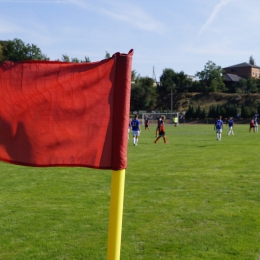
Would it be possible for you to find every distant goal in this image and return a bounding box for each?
[141,112,179,126]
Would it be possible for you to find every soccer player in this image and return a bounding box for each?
[155,116,162,137]
[254,116,258,132]
[173,116,178,127]
[144,115,150,130]
[154,115,167,144]
[128,118,131,139]
[131,115,141,146]
[249,117,255,133]
[214,115,224,140]
[227,117,234,135]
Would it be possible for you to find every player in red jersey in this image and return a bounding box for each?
[155,116,162,137]
[154,115,167,144]
[249,117,255,133]
[144,115,150,130]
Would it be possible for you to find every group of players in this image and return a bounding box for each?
[129,114,259,145]
[128,115,167,145]
[214,115,258,141]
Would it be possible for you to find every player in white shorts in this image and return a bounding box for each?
[214,116,224,140]
[227,117,234,135]
[131,115,141,146]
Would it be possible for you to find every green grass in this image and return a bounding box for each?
[1,124,260,259]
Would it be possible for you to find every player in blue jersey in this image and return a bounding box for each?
[131,114,141,146]
[254,116,258,132]
[214,115,224,140]
[227,117,234,135]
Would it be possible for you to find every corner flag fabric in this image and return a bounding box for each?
[0,50,133,170]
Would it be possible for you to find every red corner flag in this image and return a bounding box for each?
[0,50,133,170]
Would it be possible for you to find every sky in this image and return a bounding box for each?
[1,0,260,80]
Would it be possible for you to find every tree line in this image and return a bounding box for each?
[1,38,260,117]
[0,38,111,63]
[185,103,260,119]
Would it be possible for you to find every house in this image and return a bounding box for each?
[187,75,195,81]
[223,73,243,89]
[223,62,260,79]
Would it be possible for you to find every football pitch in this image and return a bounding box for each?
[0,124,260,259]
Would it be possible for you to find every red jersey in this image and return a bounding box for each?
[159,121,165,132]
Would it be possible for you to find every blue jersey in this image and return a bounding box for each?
[131,119,140,131]
[254,117,258,124]
[215,119,223,129]
[227,119,234,127]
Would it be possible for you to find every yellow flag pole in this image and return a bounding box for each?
[107,169,125,260]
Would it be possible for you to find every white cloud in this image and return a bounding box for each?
[100,5,167,35]
[186,0,234,52]
[67,0,167,34]
[196,0,233,38]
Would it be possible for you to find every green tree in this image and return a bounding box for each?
[61,55,91,63]
[208,105,216,118]
[249,55,255,65]
[105,51,111,59]
[225,104,238,118]
[195,61,225,92]
[158,68,192,110]
[185,104,195,119]
[0,41,5,61]
[131,70,140,83]
[159,68,176,93]
[189,80,204,92]
[61,54,70,62]
[83,56,91,62]
[201,108,207,119]
[71,57,80,63]
[157,68,176,110]
[220,107,227,118]
[174,71,193,93]
[1,38,49,62]
[245,77,258,93]
[257,102,260,115]
[195,106,201,118]
[159,69,192,94]
[194,106,207,119]
[130,77,157,111]
[241,103,250,118]
[236,78,247,92]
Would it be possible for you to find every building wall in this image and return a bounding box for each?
[251,67,260,78]
[224,66,260,79]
